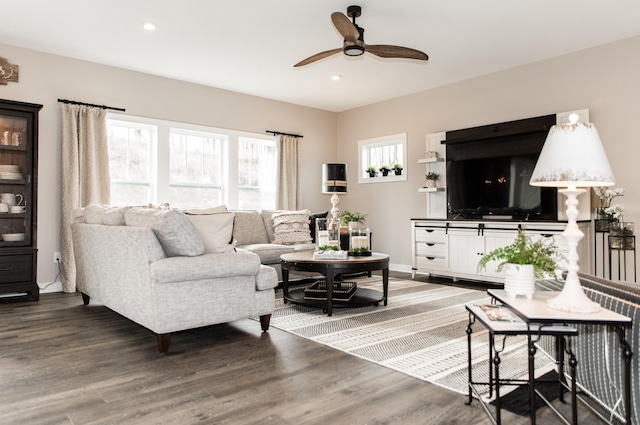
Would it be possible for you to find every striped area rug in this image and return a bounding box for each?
[272,276,553,398]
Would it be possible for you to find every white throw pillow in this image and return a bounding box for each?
[186,212,236,253]
[272,210,312,245]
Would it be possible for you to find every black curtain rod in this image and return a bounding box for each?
[57,98,126,112]
[266,130,303,138]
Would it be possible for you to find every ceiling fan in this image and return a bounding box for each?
[294,5,429,67]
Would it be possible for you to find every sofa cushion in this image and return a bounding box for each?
[260,209,282,243]
[184,207,235,254]
[183,205,228,215]
[84,203,132,226]
[125,207,205,257]
[150,251,261,283]
[232,210,269,245]
[272,210,312,245]
[238,243,295,264]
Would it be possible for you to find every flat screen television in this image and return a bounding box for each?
[445,117,558,221]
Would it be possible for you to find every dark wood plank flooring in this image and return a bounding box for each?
[0,272,603,424]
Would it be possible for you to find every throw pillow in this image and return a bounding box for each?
[272,209,312,245]
[125,207,205,257]
[183,205,228,215]
[185,211,236,253]
[308,211,329,243]
[83,203,132,226]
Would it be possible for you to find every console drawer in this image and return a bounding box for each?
[414,228,447,243]
[416,241,447,257]
[0,254,33,284]
[416,255,448,270]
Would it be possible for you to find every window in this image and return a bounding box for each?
[358,133,407,183]
[106,114,277,210]
[107,120,154,206]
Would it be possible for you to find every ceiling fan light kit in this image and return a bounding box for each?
[294,5,428,67]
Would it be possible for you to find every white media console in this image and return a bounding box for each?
[410,219,591,284]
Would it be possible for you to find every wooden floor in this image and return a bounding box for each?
[0,272,603,425]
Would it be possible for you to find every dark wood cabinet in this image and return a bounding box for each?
[0,99,42,301]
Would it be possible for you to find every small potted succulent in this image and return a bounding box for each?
[366,166,378,178]
[392,163,404,176]
[425,172,440,188]
[341,210,367,230]
[379,164,392,176]
[478,230,560,298]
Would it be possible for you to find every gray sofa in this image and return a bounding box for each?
[538,273,639,423]
[71,205,278,353]
[231,209,326,280]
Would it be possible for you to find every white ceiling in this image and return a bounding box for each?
[2,1,640,112]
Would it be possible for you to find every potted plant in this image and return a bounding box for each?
[392,163,403,176]
[478,230,560,298]
[366,166,378,178]
[341,210,367,230]
[425,172,439,188]
[379,164,391,176]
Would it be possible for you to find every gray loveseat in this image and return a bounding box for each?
[72,205,278,353]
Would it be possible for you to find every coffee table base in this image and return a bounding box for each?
[285,287,384,312]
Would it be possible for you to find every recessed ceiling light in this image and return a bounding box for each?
[142,22,157,31]
[331,74,341,81]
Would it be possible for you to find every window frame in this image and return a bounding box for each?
[358,133,408,184]
[106,113,277,209]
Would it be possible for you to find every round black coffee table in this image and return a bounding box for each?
[280,251,389,316]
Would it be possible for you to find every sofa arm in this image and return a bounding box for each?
[150,251,261,284]
[256,265,278,290]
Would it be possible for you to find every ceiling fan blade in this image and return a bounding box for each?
[294,48,343,67]
[366,44,429,61]
[331,11,359,42]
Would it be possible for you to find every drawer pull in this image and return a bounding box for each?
[426,256,435,260]
[426,243,435,247]
[424,229,435,233]
[0,267,13,272]
[541,233,553,238]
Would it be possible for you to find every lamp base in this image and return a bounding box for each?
[547,288,600,313]
[546,186,600,314]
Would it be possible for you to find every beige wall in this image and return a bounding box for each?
[0,43,337,292]
[337,36,640,273]
[3,35,639,291]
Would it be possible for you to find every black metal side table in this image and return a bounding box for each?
[608,235,637,282]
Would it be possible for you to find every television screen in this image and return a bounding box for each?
[447,154,556,220]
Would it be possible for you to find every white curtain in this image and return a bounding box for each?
[59,104,111,292]
[276,135,299,210]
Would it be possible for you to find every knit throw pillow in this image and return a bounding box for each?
[272,210,312,245]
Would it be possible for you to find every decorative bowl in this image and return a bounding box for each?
[2,233,25,242]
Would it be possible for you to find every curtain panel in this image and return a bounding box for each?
[276,135,299,210]
[59,104,110,292]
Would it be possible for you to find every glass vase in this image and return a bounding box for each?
[595,207,615,232]
[609,222,635,250]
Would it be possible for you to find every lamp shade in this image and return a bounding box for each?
[322,163,347,194]
[530,120,615,187]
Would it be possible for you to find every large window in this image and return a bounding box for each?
[107,115,277,210]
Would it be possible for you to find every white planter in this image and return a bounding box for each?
[425,179,437,188]
[504,263,535,299]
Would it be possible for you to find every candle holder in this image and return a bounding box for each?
[348,227,371,256]
[316,217,340,251]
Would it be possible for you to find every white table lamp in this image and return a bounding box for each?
[530,114,615,313]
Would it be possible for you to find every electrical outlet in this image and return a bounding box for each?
[53,252,61,264]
